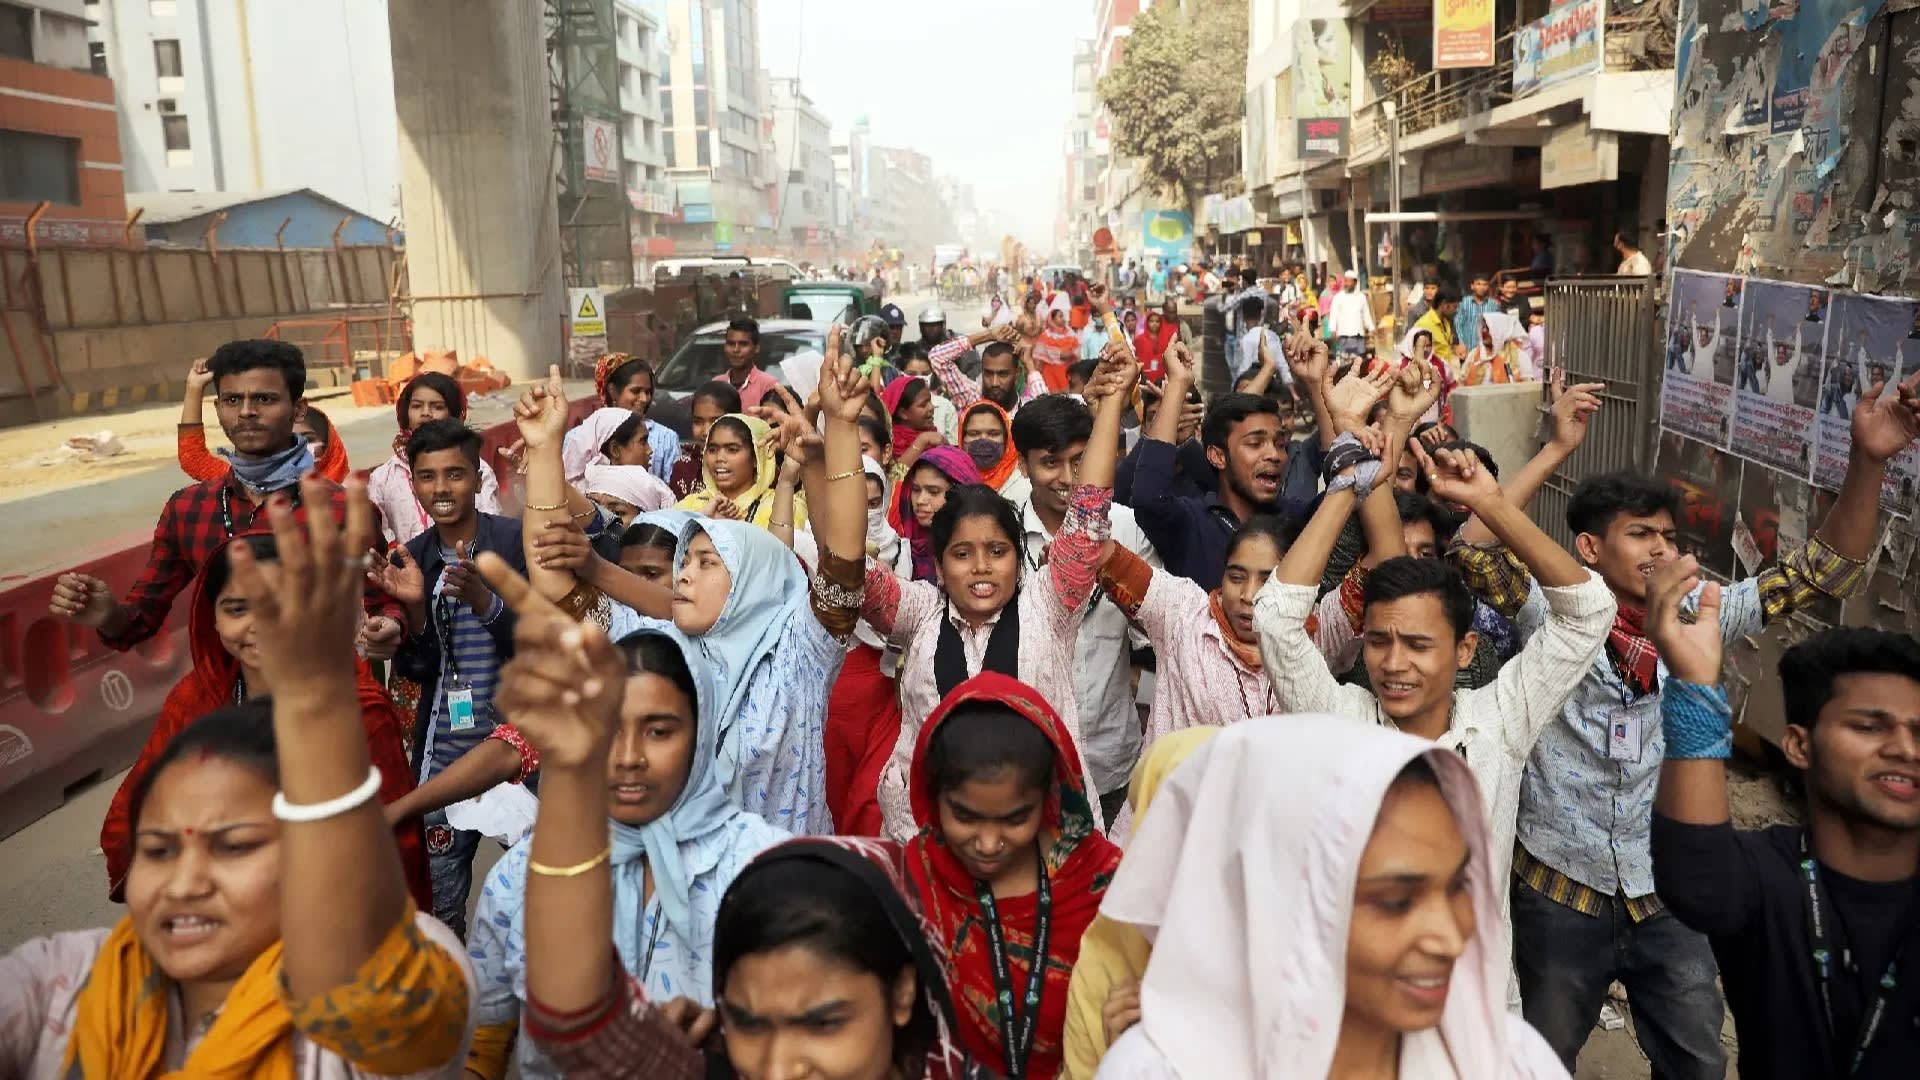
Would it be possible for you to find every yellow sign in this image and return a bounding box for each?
[1433,0,1494,69]
[569,287,607,337]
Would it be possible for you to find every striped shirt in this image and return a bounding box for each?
[420,551,504,780]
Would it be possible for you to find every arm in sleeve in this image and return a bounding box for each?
[1253,574,1356,715]
[175,424,229,483]
[100,498,193,651]
[1749,535,1869,632]
[466,854,526,1031]
[283,909,476,1075]
[1044,485,1114,620]
[928,336,982,410]
[1651,814,1767,937]
[1313,563,1366,671]
[1447,539,1535,619]
[524,962,705,1080]
[1486,572,1618,761]
[861,559,904,639]
[486,723,542,783]
[1126,437,1196,567]
[0,931,107,1074]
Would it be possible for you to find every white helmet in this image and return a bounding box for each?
[918,304,948,324]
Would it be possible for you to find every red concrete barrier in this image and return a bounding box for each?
[0,535,193,840]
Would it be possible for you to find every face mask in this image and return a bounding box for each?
[965,439,1002,471]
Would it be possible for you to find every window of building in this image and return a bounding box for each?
[696,135,710,167]
[0,3,31,62]
[787,169,804,183]
[616,13,631,44]
[0,130,80,205]
[693,89,708,125]
[149,0,176,14]
[88,40,108,75]
[162,113,190,151]
[153,39,183,79]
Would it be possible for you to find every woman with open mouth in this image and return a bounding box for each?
[861,342,1135,842]
[675,412,804,533]
[1093,718,1569,1079]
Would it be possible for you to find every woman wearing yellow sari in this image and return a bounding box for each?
[674,412,809,537]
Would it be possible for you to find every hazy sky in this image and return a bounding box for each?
[758,0,1089,251]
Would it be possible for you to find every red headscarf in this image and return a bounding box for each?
[904,673,1123,1080]
[304,406,351,482]
[881,375,932,459]
[959,400,1017,490]
[593,352,638,405]
[98,534,430,909]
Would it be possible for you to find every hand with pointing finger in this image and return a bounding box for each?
[481,553,625,771]
[513,365,571,450]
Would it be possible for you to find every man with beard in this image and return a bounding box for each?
[1131,341,1289,590]
[927,323,1050,415]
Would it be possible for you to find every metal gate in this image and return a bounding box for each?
[1534,274,1660,550]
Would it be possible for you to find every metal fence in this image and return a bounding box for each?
[1535,274,1660,550]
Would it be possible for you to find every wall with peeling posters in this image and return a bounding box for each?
[1656,0,1919,746]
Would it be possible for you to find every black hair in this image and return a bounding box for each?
[619,520,680,555]
[405,416,482,467]
[604,413,648,456]
[1566,471,1680,539]
[714,855,935,1067]
[857,414,891,454]
[603,356,654,404]
[128,702,279,830]
[924,702,1056,796]
[1361,555,1475,641]
[1201,392,1282,451]
[1616,228,1639,249]
[1067,357,1100,386]
[209,339,305,399]
[726,317,760,344]
[1437,439,1499,480]
[204,533,277,602]
[1390,754,1443,793]
[890,378,930,420]
[1779,628,1920,730]
[929,484,1021,562]
[1010,393,1093,457]
[1225,512,1291,565]
[708,415,755,450]
[895,341,925,364]
[1395,490,1460,548]
[617,631,699,716]
[400,372,465,424]
[1433,287,1461,307]
[981,341,1017,364]
[691,380,743,415]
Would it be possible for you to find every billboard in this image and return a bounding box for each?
[1141,211,1194,259]
[1434,0,1495,68]
[1293,17,1351,158]
[1513,0,1605,97]
[581,115,618,184]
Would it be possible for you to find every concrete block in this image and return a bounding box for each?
[1451,382,1549,481]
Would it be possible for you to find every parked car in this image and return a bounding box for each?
[780,280,881,325]
[647,318,828,438]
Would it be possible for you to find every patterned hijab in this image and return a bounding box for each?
[888,446,983,582]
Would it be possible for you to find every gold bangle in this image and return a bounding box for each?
[768,519,793,529]
[825,469,862,482]
[525,499,568,513]
[527,845,612,877]
[570,507,597,522]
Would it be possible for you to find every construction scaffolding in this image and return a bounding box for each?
[547,0,633,289]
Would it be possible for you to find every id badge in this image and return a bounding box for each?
[1607,711,1640,763]
[447,679,476,732]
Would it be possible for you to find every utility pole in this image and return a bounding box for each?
[1384,98,1403,329]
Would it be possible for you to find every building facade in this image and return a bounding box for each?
[767,75,834,262]
[85,0,399,223]
[1,0,126,247]
[614,0,673,276]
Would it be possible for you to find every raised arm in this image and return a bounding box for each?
[1823,371,1920,560]
[1459,371,1603,546]
[517,367,601,602]
[175,358,226,482]
[1275,362,1400,587]
[813,324,875,575]
[1413,440,1586,588]
[927,328,1006,410]
[1283,329,1339,451]
[1239,333,1280,396]
[1648,556,1731,826]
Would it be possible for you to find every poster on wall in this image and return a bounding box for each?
[1659,269,1741,447]
[1730,278,1824,478]
[1811,292,1920,515]
[1769,0,1882,135]
[1512,0,1604,98]
[1656,431,1744,579]
[1433,0,1495,68]
[1293,17,1351,157]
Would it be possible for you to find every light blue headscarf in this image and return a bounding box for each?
[671,517,810,737]
[606,625,764,952]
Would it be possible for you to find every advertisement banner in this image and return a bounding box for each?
[1141,211,1194,259]
[1434,0,1495,68]
[1293,17,1352,158]
[1513,0,1604,97]
[581,115,618,184]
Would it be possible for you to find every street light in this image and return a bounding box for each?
[1382,98,1403,329]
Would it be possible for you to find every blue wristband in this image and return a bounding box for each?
[1661,679,1733,760]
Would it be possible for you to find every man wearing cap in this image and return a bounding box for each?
[1327,268,1376,356]
[878,303,908,360]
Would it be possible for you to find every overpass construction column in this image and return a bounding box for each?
[388,0,563,381]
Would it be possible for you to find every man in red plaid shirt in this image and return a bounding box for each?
[48,339,405,653]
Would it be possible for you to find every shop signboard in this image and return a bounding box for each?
[1216,195,1260,234]
[682,203,715,224]
[1141,211,1194,258]
[1513,0,1605,98]
[1293,16,1352,158]
[1541,120,1619,188]
[1434,0,1495,68]
[1419,144,1511,193]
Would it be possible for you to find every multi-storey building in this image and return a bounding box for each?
[2,0,126,247]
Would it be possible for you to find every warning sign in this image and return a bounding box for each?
[582,115,617,184]
[569,287,606,337]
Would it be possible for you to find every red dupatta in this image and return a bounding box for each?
[98,534,430,909]
[904,673,1122,1080]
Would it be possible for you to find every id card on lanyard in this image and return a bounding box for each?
[435,594,476,731]
[1800,832,1910,1074]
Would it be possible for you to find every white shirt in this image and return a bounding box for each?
[1617,250,1653,276]
[1326,289,1376,337]
[1233,327,1287,383]
[1021,498,1159,795]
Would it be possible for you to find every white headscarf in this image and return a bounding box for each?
[861,454,901,566]
[583,463,675,514]
[783,347,825,403]
[562,407,643,486]
[1102,718,1567,1079]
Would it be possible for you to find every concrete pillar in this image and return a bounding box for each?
[389,0,563,380]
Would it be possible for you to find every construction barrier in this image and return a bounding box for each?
[0,535,192,840]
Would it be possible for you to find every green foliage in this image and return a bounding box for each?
[1097,1,1249,213]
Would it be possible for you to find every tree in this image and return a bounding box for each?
[1097,2,1248,215]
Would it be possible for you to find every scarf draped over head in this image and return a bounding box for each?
[905,673,1123,1080]
[1466,311,1530,385]
[959,400,1017,490]
[302,407,350,483]
[1101,717,1561,1078]
[730,838,987,1080]
[882,376,931,458]
[607,626,787,951]
[219,438,314,493]
[782,348,825,404]
[862,455,902,564]
[564,406,644,488]
[673,413,787,525]
[593,352,635,405]
[1207,590,1264,673]
[888,445,983,582]
[582,463,674,515]
[670,517,810,747]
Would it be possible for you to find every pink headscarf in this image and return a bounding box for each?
[1100,718,1568,1078]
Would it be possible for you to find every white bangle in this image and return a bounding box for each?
[272,765,384,823]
